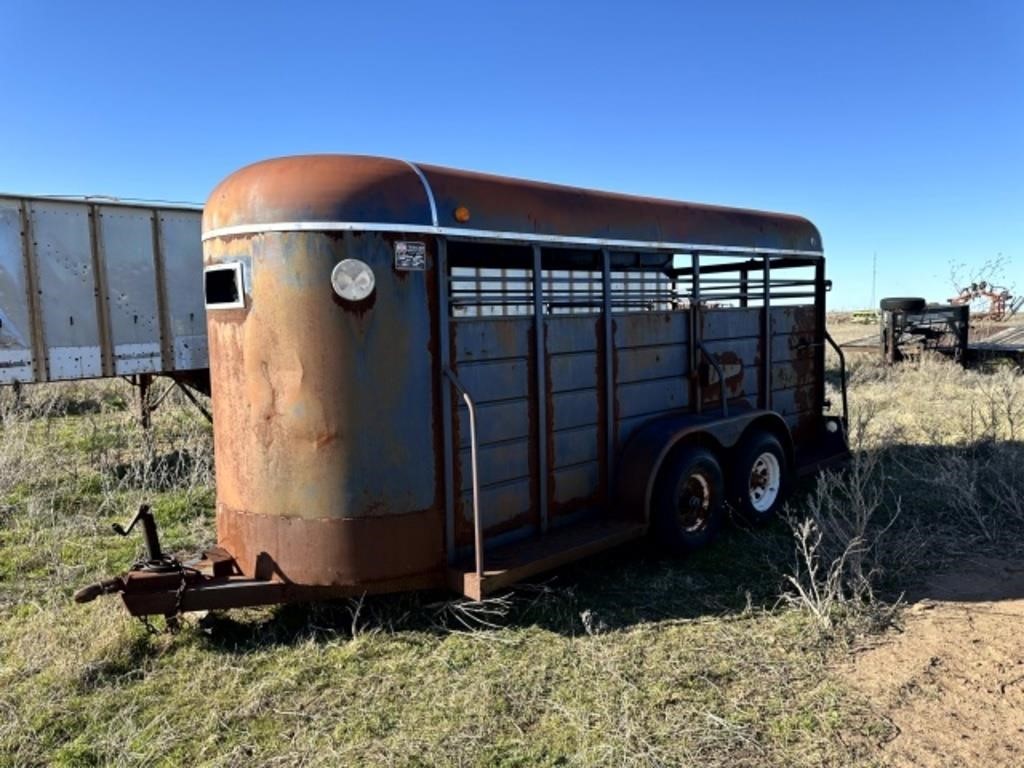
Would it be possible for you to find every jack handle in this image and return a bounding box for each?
[113,504,163,563]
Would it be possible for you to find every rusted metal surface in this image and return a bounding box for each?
[218,505,444,587]
[76,541,441,617]
[77,154,846,614]
[873,304,971,366]
[450,315,537,548]
[418,162,821,253]
[118,572,440,617]
[844,304,1024,367]
[444,249,837,571]
[546,315,605,519]
[204,227,445,589]
[771,305,821,449]
[203,154,821,255]
[449,519,646,601]
[203,156,433,234]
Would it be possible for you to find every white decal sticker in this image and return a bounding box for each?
[394,241,427,271]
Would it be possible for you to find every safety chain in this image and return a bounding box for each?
[127,557,201,634]
[174,567,191,615]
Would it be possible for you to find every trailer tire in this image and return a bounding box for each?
[730,432,788,526]
[651,446,725,556]
[879,297,926,313]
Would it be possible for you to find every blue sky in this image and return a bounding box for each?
[2,1,1021,308]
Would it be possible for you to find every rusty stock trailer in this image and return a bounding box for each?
[75,154,849,617]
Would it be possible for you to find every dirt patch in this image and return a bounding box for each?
[844,557,1024,767]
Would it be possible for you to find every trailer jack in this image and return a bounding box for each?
[73,504,338,620]
[74,504,193,628]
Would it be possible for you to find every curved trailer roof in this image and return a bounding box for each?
[203,154,823,256]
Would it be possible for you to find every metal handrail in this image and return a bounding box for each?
[696,342,728,417]
[444,366,483,580]
[824,331,849,425]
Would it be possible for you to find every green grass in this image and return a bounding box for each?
[1,587,882,767]
[2,345,1024,766]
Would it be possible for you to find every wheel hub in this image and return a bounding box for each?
[748,452,781,513]
[678,473,711,532]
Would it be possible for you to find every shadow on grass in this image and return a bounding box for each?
[111,439,1024,654]
[76,631,172,690]
[870,440,1024,595]
[193,519,800,653]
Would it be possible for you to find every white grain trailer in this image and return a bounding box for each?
[0,196,208,410]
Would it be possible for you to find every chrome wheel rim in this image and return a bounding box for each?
[748,452,781,513]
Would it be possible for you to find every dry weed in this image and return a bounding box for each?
[782,447,902,636]
[789,340,1024,636]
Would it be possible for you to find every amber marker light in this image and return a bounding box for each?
[453,206,471,223]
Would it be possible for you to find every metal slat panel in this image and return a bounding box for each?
[551,388,601,431]
[738,365,760,397]
[771,386,816,416]
[772,360,819,390]
[771,333,816,363]
[617,378,688,420]
[158,211,206,370]
[549,351,599,393]
[460,478,533,531]
[546,315,599,354]
[701,307,761,339]
[451,309,536,543]
[0,197,206,384]
[552,425,600,469]
[98,206,162,374]
[615,343,688,384]
[614,311,688,348]
[552,461,600,506]
[453,317,531,362]
[457,399,530,449]
[702,337,760,363]
[771,304,815,333]
[769,305,817,363]
[455,359,529,403]
[545,311,603,510]
[459,438,532,492]
[0,200,34,382]
[699,365,760,404]
[30,201,103,380]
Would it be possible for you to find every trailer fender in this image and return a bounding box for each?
[615,409,793,522]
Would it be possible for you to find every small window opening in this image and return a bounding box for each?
[204,263,244,309]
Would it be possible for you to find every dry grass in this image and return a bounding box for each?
[2,319,1024,766]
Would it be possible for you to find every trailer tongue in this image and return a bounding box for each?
[74,505,357,619]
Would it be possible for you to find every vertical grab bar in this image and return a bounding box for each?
[697,342,728,418]
[444,367,483,580]
[823,331,848,427]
